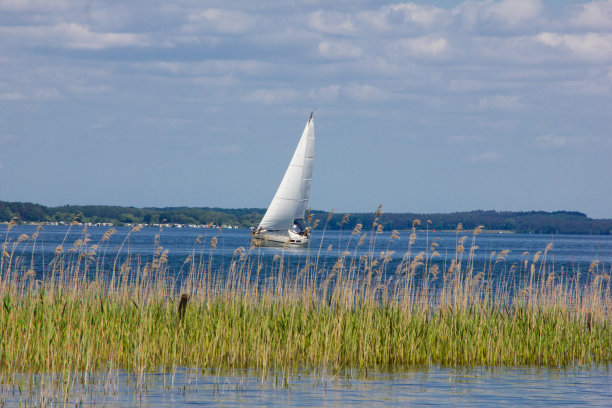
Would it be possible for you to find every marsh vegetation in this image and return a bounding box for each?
[0,211,610,404]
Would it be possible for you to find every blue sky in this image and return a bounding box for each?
[0,0,611,218]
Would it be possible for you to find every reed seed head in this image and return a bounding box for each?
[533,251,542,264]
[375,204,383,217]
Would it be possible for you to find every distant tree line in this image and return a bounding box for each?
[0,201,262,228]
[1,201,611,235]
[316,209,612,235]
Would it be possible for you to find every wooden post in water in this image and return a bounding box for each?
[177,293,190,324]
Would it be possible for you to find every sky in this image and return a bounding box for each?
[0,0,611,218]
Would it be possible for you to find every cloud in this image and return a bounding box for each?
[485,0,542,26]
[0,92,25,100]
[0,0,71,12]
[534,134,571,149]
[468,151,503,163]
[183,9,256,34]
[342,83,388,102]
[89,118,113,131]
[356,4,450,32]
[457,0,542,31]
[393,35,449,57]
[318,40,362,59]
[308,10,355,35]
[569,0,612,30]
[308,85,340,102]
[537,32,612,62]
[0,23,149,50]
[242,88,297,105]
[33,88,61,100]
[385,4,448,27]
[147,60,274,77]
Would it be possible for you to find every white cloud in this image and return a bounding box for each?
[0,92,25,100]
[242,89,297,105]
[569,0,612,30]
[308,85,340,102]
[34,88,61,100]
[357,4,449,32]
[148,60,274,77]
[486,0,542,26]
[342,83,387,102]
[394,35,449,57]
[456,0,542,31]
[308,10,354,35]
[534,134,571,149]
[89,118,113,131]
[318,40,362,59]
[0,0,70,12]
[0,23,149,50]
[387,3,448,26]
[537,32,612,61]
[183,9,256,34]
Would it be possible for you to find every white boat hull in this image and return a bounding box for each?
[251,230,309,248]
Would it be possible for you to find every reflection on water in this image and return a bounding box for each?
[3,367,610,407]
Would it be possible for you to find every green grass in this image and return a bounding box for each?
[0,217,610,392]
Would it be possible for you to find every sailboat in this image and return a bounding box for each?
[251,113,315,247]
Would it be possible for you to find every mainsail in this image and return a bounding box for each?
[258,114,315,232]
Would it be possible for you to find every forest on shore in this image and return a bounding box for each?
[1,201,611,235]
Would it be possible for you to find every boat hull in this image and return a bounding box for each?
[251,232,309,248]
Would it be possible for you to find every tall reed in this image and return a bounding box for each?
[0,215,610,399]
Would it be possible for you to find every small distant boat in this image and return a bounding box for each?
[252,113,315,247]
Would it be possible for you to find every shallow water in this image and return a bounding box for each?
[3,366,610,407]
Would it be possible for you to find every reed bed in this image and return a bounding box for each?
[0,216,610,397]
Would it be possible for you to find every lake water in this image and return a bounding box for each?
[2,224,611,288]
[1,225,611,406]
[3,366,610,407]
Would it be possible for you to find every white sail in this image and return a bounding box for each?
[258,114,314,232]
[295,114,315,221]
